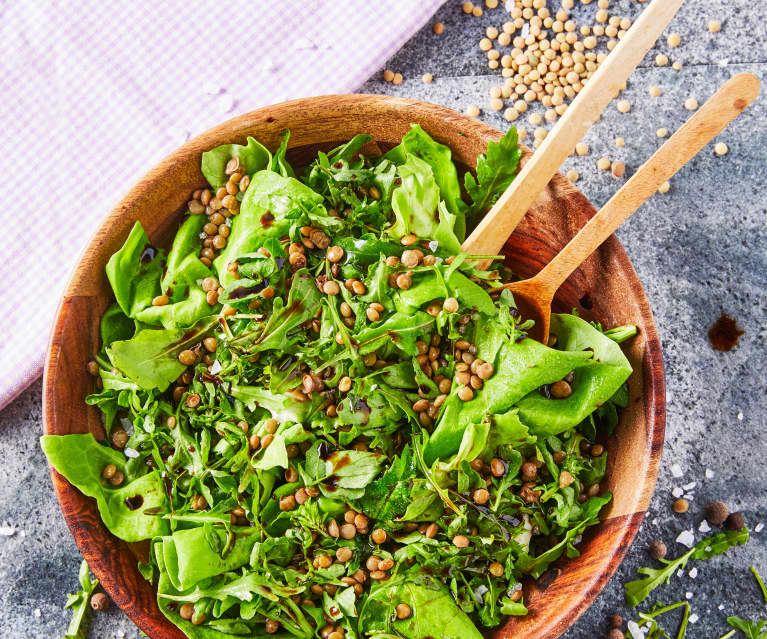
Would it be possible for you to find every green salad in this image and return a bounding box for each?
[42,124,638,639]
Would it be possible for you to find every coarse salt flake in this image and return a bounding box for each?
[0,525,15,536]
[677,570,685,578]
[428,240,439,251]
[718,604,725,610]
[689,567,698,578]
[699,520,711,533]
[672,486,684,498]
[676,529,695,548]
[705,468,715,479]
[210,360,223,375]
[737,411,744,420]
[685,591,693,599]
[683,481,697,491]
[671,463,684,478]
[627,620,645,639]
[124,447,139,459]
[755,523,764,533]
[34,608,41,617]
[689,613,699,623]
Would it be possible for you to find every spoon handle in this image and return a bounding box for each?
[462,0,684,265]
[531,73,760,297]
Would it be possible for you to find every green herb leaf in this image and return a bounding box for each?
[624,527,750,607]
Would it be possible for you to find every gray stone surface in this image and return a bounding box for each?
[1,1,766,637]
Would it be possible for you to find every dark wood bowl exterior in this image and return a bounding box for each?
[42,95,665,639]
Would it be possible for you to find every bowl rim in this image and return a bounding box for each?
[42,93,665,639]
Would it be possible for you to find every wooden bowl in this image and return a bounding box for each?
[43,94,665,639]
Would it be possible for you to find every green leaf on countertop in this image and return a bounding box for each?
[63,559,99,639]
[624,527,750,608]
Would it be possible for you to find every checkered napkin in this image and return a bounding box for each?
[0,0,445,410]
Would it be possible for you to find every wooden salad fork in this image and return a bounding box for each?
[497,73,760,344]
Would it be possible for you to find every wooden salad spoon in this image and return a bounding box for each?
[462,0,685,267]
[498,73,760,344]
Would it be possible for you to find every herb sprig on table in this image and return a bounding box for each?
[42,125,638,638]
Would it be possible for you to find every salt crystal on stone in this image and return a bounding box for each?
[124,447,139,459]
[672,486,684,498]
[755,523,764,533]
[0,525,15,536]
[718,604,725,610]
[676,529,695,548]
[677,570,685,578]
[628,620,645,639]
[737,411,744,420]
[34,608,41,618]
[705,468,715,479]
[689,567,698,579]
[689,613,699,624]
[699,520,711,533]
[684,494,695,501]
[685,591,693,599]
[682,481,697,491]
[671,463,683,478]
[718,59,730,68]
[217,94,235,113]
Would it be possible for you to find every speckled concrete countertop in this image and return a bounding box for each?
[1,1,765,637]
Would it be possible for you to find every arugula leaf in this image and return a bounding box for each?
[464,127,523,223]
[751,566,767,606]
[727,617,767,639]
[359,446,416,521]
[63,560,99,639]
[624,527,750,607]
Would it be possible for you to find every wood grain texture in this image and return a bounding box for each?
[42,94,665,639]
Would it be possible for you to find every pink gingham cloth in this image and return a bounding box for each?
[0,0,445,410]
